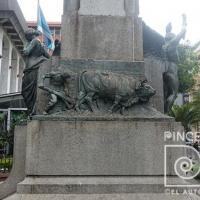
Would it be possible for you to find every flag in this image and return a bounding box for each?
[37,1,55,51]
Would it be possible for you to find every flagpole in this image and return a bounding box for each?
[37,0,39,20]
[37,0,39,29]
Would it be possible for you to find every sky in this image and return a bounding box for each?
[17,0,200,44]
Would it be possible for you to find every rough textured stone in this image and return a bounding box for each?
[59,59,144,76]
[61,2,143,61]
[0,125,27,199]
[63,0,140,17]
[79,0,125,16]
[125,0,139,16]
[61,15,139,61]
[144,55,166,113]
[134,17,143,61]
[3,193,198,200]
[17,176,190,194]
[25,116,182,176]
[64,0,80,13]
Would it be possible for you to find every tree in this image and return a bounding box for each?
[177,44,200,93]
[0,111,27,155]
[169,91,200,132]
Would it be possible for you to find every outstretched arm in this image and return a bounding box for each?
[182,14,187,29]
[167,16,187,48]
[179,14,187,40]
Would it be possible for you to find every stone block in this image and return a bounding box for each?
[3,193,196,200]
[25,115,182,176]
[133,17,143,61]
[64,0,80,13]
[17,176,196,195]
[59,59,144,76]
[79,0,125,16]
[125,0,139,16]
[144,56,166,113]
[16,176,167,194]
[61,15,136,61]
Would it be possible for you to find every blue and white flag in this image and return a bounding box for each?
[37,2,55,51]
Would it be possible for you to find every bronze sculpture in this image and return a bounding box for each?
[21,27,156,116]
[162,14,187,113]
[37,68,156,115]
[39,71,75,114]
[22,28,50,115]
[75,70,156,114]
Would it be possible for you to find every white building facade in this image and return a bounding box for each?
[0,27,25,95]
[0,0,27,109]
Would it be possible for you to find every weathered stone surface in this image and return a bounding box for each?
[17,176,189,194]
[0,125,27,199]
[61,15,140,61]
[134,17,143,61]
[25,116,182,176]
[144,56,166,113]
[3,193,197,200]
[79,0,125,16]
[59,59,144,76]
[61,0,143,61]
[63,0,140,16]
[125,0,139,16]
[63,0,80,13]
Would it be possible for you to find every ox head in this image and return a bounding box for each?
[136,80,156,102]
[42,70,72,85]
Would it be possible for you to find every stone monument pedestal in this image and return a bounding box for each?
[4,111,199,199]
[3,1,199,199]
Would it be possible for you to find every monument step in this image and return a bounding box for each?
[3,193,198,200]
[16,176,183,194]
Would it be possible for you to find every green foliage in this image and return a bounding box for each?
[0,157,13,170]
[10,111,28,131]
[170,104,199,131]
[0,113,5,123]
[169,91,200,131]
[190,161,200,179]
[0,111,27,133]
[0,134,8,147]
[0,111,27,172]
[0,111,28,152]
[178,45,200,93]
